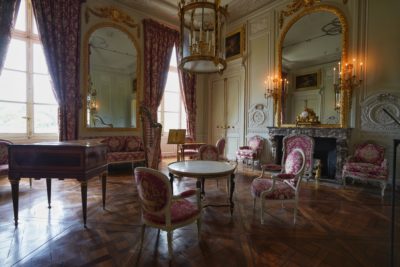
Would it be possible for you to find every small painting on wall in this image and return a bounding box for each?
[225,26,244,61]
[295,72,320,90]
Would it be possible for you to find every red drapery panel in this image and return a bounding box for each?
[174,42,197,139]
[143,19,178,118]
[0,0,21,74]
[31,0,82,141]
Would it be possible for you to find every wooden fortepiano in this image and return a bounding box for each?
[8,140,108,227]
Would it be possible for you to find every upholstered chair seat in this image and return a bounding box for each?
[342,142,388,197]
[251,179,296,200]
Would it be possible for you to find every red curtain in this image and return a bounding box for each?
[143,19,179,118]
[0,0,21,74]
[31,0,82,141]
[176,59,197,139]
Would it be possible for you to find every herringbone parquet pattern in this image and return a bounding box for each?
[0,160,399,266]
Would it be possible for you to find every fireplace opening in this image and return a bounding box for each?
[275,136,337,179]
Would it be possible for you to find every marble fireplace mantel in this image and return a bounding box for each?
[267,127,352,181]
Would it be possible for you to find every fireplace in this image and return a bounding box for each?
[267,127,352,181]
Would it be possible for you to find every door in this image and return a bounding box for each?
[209,70,244,160]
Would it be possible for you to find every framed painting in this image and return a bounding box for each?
[295,71,320,90]
[225,26,245,61]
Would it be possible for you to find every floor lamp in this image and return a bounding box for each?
[167,129,186,161]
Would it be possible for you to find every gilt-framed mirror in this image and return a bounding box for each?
[83,22,141,131]
[276,5,349,128]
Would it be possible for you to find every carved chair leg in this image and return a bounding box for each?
[380,182,386,198]
[197,218,201,240]
[260,198,265,224]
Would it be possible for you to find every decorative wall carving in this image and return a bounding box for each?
[249,17,268,35]
[279,0,348,29]
[361,92,400,132]
[85,6,140,37]
[248,104,268,131]
[267,127,351,181]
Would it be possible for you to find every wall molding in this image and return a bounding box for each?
[361,91,400,133]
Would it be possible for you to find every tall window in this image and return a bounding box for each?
[158,47,187,133]
[0,0,58,139]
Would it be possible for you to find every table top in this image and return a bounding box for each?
[13,140,105,147]
[168,160,236,178]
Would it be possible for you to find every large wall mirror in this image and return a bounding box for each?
[277,6,348,127]
[83,23,140,130]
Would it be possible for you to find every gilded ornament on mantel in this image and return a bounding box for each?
[85,6,140,37]
[295,107,321,126]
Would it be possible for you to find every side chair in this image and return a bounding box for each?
[251,148,306,224]
[134,167,202,258]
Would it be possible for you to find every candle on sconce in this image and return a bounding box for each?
[338,62,341,78]
[352,58,356,76]
[360,62,363,78]
[333,67,336,85]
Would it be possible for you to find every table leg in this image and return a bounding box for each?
[169,173,174,193]
[80,181,88,227]
[10,179,20,226]
[201,177,205,196]
[101,172,107,209]
[196,179,202,199]
[46,178,52,208]
[229,173,235,215]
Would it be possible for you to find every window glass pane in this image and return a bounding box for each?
[164,92,180,112]
[33,74,56,104]
[33,44,48,74]
[163,112,180,133]
[34,104,58,133]
[4,39,26,71]
[32,16,38,35]
[14,0,26,31]
[0,102,26,133]
[0,70,26,101]
[181,102,187,129]
[170,46,177,67]
[165,71,180,93]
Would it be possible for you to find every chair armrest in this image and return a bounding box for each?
[239,146,250,149]
[381,158,388,169]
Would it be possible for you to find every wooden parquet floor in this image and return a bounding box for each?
[0,160,399,267]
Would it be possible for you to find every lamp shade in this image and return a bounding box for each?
[178,0,227,73]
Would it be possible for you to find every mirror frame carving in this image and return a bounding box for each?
[83,22,141,131]
[276,5,349,128]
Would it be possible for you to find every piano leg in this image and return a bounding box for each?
[101,172,107,209]
[46,178,52,208]
[10,179,20,226]
[81,180,88,228]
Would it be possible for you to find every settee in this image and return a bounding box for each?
[85,136,145,166]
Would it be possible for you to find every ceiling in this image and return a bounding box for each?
[114,0,278,24]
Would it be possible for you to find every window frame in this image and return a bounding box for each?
[0,0,59,141]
